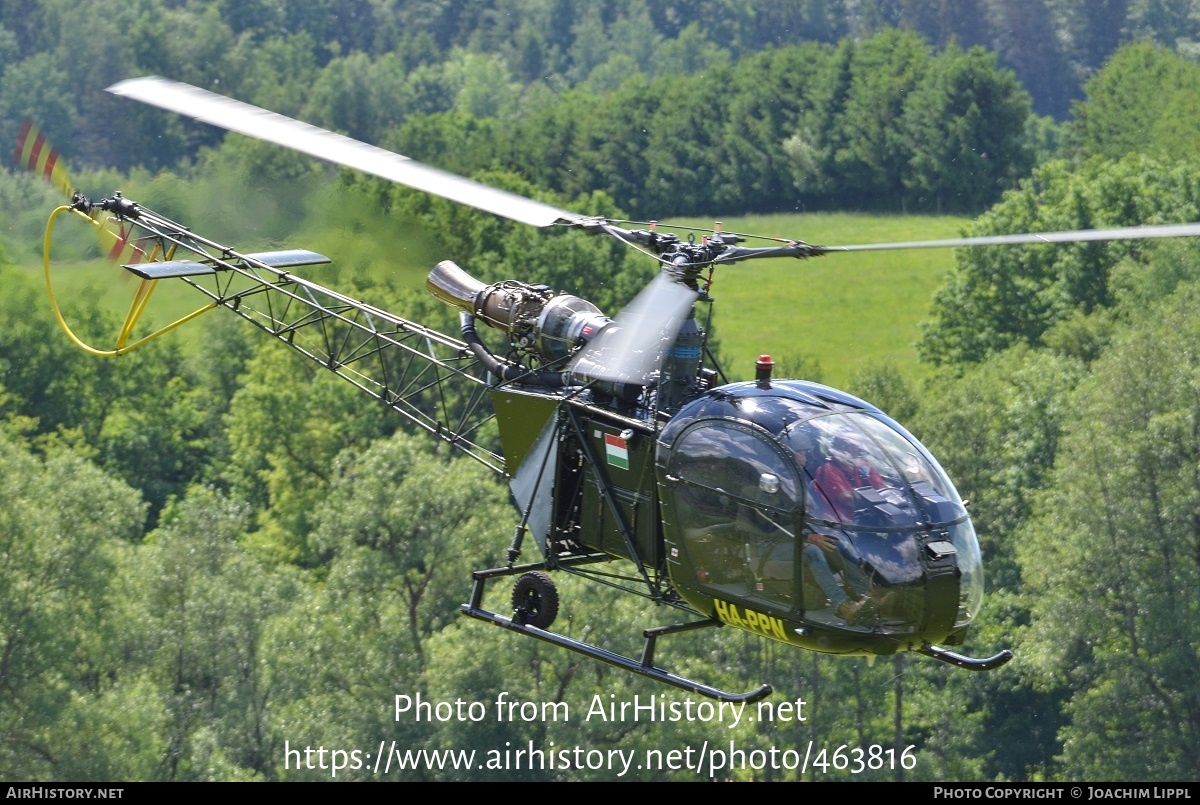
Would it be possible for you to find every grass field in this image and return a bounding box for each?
[17,210,969,389]
[675,213,969,387]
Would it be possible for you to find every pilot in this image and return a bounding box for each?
[813,434,888,522]
[790,431,872,623]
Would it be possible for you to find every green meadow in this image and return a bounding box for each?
[675,213,968,387]
[24,210,967,389]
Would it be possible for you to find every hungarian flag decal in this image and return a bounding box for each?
[604,433,629,470]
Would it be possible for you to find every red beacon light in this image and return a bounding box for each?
[755,354,775,387]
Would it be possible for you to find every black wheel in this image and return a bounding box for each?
[512,571,559,629]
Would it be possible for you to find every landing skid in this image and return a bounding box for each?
[918,644,1014,670]
[461,564,773,704]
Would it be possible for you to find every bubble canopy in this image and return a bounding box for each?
[656,380,983,641]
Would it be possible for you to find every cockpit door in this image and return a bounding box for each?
[662,420,804,611]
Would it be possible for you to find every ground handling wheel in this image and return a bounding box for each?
[512,571,559,629]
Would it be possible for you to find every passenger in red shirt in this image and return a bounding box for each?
[791,432,877,623]
[812,437,886,522]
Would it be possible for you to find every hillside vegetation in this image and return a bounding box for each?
[3,5,1200,782]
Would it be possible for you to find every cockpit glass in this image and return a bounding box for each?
[674,422,799,509]
[782,413,966,528]
[662,403,986,637]
[668,422,802,609]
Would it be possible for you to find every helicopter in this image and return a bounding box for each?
[24,77,1200,703]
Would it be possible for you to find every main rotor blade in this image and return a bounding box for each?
[568,274,697,386]
[107,76,587,229]
[825,222,1200,252]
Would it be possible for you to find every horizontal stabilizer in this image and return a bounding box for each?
[244,249,331,268]
[125,260,216,279]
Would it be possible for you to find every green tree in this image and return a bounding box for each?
[222,339,392,564]
[901,43,1032,212]
[1018,283,1200,779]
[0,267,221,522]
[0,52,75,160]
[302,50,408,143]
[642,72,730,215]
[234,33,316,113]
[833,28,931,206]
[0,0,50,55]
[606,1,661,74]
[282,0,378,58]
[847,360,917,422]
[444,49,521,119]
[565,5,611,85]
[985,0,1075,118]
[310,433,509,661]
[651,22,731,76]
[897,0,991,50]
[721,43,830,213]
[562,75,659,216]
[389,110,505,180]
[110,485,303,780]
[905,349,1084,780]
[789,28,931,209]
[914,347,1084,593]
[1125,0,1200,48]
[219,0,284,39]
[1050,0,1130,79]
[918,155,1200,366]
[1070,41,1200,163]
[0,426,145,779]
[504,86,596,194]
[266,433,509,780]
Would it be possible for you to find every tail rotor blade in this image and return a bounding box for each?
[14,119,149,273]
[14,118,73,198]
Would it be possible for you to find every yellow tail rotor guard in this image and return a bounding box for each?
[43,205,217,357]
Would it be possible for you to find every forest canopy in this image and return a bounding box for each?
[3,0,1200,783]
[6,0,1200,216]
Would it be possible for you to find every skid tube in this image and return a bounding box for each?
[461,561,773,704]
[917,644,1014,671]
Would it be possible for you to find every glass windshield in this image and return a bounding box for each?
[664,410,983,634]
[783,412,966,529]
[780,412,981,628]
